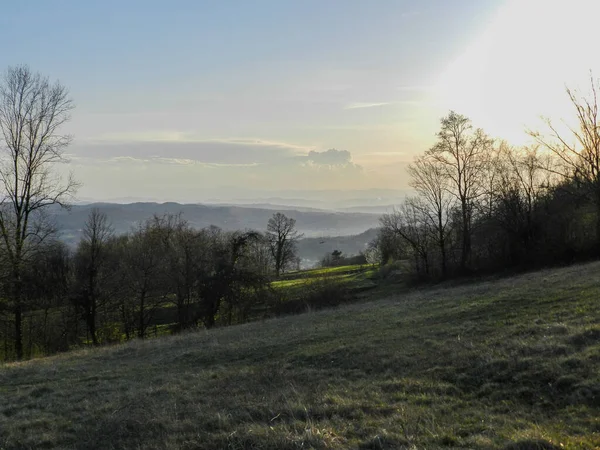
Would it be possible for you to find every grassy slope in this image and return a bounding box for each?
[272,265,377,290]
[2,263,600,449]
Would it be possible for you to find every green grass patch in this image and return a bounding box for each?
[282,264,372,280]
[273,264,378,294]
[2,262,600,448]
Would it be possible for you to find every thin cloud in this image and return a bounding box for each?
[84,134,316,153]
[73,146,362,173]
[106,156,150,164]
[95,156,263,168]
[344,102,393,110]
[211,138,315,152]
[70,139,315,166]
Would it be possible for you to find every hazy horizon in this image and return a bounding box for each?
[73,187,411,207]
[2,0,599,202]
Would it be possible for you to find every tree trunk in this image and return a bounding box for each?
[4,319,8,361]
[14,304,23,360]
[13,273,23,360]
[438,212,447,277]
[440,240,447,277]
[275,246,282,277]
[460,201,471,273]
[596,197,600,255]
[177,299,184,330]
[87,310,98,346]
[138,292,146,339]
[43,308,49,354]
[462,227,470,271]
[27,315,33,358]
[204,299,217,328]
[119,304,128,340]
[176,289,188,330]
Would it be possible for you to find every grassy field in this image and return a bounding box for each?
[2,262,600,449]
[272,265,378,292]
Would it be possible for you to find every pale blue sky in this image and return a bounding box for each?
[1,0,596,202]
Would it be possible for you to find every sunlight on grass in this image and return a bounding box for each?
[2,262,600,449]
[271,264,378,299]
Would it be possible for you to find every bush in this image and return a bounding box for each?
[320,250,367,268]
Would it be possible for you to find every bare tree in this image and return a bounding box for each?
[500,144,555,221]
[487,143,556,263]
[0,66,76,359]
[244,232,273,277]
[380,198,432,276]
[427,111,493,272]
[530,74,600,250]
[266,212,302,277]
[123,215,173,339]
[21,240,71,357]
[408,155,454,276]
[364,243,382,266]
[164,218,204,330]
[72,209,114,346]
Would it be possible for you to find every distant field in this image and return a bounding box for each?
[281,264,375,278]
[2,262,600,449]
[273,264,377,288]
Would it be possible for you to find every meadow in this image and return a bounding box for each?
[271,264,379,293]
[1,262,600,449]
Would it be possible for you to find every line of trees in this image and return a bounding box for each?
[0,208,305,360]
[374,76,600,279]
[0,65,309,361]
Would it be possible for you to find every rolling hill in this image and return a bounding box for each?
[2,262,600,449]
[51,203,381,248]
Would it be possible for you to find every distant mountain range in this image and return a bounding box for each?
[74,188,409,211]
[206,202,400,215]
[51,203,382,253]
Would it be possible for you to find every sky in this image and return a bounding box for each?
[1,0,599,203]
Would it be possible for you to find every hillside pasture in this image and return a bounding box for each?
[1,262,600,448]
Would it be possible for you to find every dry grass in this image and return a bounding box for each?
[2,262,600,449]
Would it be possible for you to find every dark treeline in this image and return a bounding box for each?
[373,77,600,279]
[0,210,305,360]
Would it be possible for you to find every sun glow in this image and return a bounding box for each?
[434,0,600,145]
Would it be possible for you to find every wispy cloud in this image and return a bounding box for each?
[344,102,393,110]
[152,157,262,168]
[96,155,262,168]
[70,143,363,174]
[83,134,316,154]
[70,138,360,171]
[211,138,315,152]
